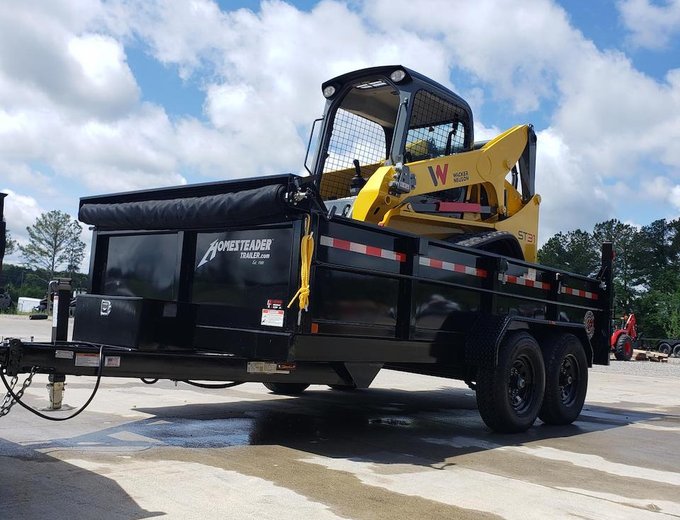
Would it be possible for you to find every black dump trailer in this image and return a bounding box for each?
[0,176,613,432]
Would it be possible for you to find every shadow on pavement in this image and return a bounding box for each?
[15,383,677,469]
[0,438,163,519]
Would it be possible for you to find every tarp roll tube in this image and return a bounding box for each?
[78,184,289,230]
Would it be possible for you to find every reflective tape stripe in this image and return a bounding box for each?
[419,257,487,278]
[498,274,551,291]
[560,286,599,300]
[319,235,406,262]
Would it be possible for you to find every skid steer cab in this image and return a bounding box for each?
[309,66,539,262]
[0,66,613,434]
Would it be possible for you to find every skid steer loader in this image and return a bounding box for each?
[312,66,539,261]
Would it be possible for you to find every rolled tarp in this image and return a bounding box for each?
[79,184,289,230]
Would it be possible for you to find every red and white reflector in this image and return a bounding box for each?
[560,286,599,300]
[498,274,551,291]
[319,235,406,262]
[419,257,487,278]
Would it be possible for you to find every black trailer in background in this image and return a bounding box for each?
[0,176,613,432]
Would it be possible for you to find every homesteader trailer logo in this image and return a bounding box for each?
[197,238,273,267]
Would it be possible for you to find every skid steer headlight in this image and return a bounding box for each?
[323,85,336,98]
[390,69,406,82]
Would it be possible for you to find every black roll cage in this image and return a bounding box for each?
[310,66,475,188]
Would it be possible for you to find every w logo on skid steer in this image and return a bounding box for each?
[427,164,448,186]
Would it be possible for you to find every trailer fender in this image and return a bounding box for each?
[463,314,513,369]
[464,316,594,369]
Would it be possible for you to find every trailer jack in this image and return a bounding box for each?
[47,374,66,410]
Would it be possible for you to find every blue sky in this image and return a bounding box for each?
[1,0,680,267]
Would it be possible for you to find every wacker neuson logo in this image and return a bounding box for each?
[198,238,273,267]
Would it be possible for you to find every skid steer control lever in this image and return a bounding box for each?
[349,159,366,196]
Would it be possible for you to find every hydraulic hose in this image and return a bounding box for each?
[180,380,244,389]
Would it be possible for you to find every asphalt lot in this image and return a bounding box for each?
[0,314,679,519]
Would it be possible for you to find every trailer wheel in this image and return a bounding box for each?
[263,382,310,395]
[475,331,545,433]
[658,342,672,356]
[673,344,680,358]
[614,334,634,361]
[538,334,588,426]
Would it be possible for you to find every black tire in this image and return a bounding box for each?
[476,331,546,433]
[673,344,680,358]
[538,334,588,425]
[263,382,310,395]
[658,342,672,356]
[614,334,634,361]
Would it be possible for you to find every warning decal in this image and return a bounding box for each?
[75,353,99,367]
[261,309,284,327]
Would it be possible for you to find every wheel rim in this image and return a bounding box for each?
[508,354,536,413]
[558,354,579,406]
[624,341,633,358]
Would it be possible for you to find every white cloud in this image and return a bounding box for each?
[363,0,575,113]
[0,3,138,119]
[535,128,611,241]
[618,0,680,50]
[646,176,680,214]
[0,0,679,261]
[1,189,44,264]
[0,162,55,196]
[1,190,43,239]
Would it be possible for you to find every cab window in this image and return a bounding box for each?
[405,90,469,163]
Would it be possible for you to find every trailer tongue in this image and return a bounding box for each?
[0,66,614,433]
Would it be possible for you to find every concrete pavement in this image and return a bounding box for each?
[0,315,678,519]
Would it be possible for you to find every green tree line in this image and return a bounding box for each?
[538,218,680,339]
[1,263,87,302]
[1,209,86,312]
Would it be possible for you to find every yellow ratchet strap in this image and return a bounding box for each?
[288,214,314,315]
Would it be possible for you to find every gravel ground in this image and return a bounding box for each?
[592,355,680,378]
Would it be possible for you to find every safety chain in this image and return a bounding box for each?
[0,367,37,418]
